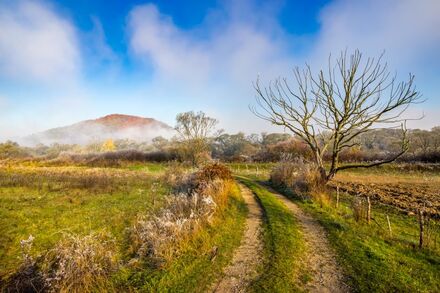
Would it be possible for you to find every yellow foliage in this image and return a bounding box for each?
[101,139,116,152]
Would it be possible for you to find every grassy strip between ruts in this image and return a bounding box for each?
[275,186,440,293]
[238,176,307,292]
[113,182,247,292]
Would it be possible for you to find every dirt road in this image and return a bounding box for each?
[210,184,263,293]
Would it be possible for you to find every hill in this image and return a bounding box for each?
[21,114,174,146]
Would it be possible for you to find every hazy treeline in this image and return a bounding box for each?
[1,127,440,163]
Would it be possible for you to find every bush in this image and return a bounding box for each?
[131,191,217,264]
[3,233,117,292]
[41,232,118,292]
[192,162,232,191]
[131,163,234,266]
[351,196,366,222]
[271,158,328,202]
[161,163,189,192]
[2,235,46,292]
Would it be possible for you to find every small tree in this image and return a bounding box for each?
[175,111,218,166]
[252,50,422,183]
[101,139,116,152]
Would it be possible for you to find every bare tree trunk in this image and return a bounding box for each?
[418,209,425,249]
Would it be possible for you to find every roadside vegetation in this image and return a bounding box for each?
[269,159,440,292]
[0,163,246,292]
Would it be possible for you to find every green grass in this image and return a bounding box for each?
[125,162,168,172]
[227,163,274,179]
[113,183,247,292]
[0,169,167,276]
[238,177,306,292]
[1,164,249,292]
[277,186,440,293]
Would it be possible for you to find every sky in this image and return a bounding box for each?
[0,0,439,141]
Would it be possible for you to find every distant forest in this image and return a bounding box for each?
[1,127,440,163]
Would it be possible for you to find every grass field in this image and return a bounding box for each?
[0,166,168,275]
[0,163,247,291]
[1,161,439,292]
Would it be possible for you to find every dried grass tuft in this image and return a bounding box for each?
[271,157,328,201]
[40,232,118,292]
[131,163,234,265]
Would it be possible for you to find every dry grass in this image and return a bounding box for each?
[131,179,234,265]
[130,163,234,266]
[270,158,329,204]
[41,232,118,292]
[3,232,118,293]
[1,162,238,292]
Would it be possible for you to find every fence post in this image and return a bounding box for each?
[386,215,392,236]
[366,196,371,224]
[418,209,425,249]
[336,186,340,209]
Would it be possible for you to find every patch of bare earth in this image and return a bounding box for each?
[331,174,440,216]
[267,187,350,293]
[210,184,263,293]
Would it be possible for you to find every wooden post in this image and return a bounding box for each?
[418,209,424,249]
[366,196,371,224]
[336,186,340,209]
[386,215,392,236]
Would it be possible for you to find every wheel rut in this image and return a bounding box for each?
[266,185,350,293]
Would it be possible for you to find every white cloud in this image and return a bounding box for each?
[128,3,294,91]
[312,0,440,71]
[0,0,81,84]
[126,2,296,134]
[307,0,440,129]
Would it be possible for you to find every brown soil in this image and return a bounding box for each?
[331,178,440,217]
[266,186,350,293]
[210,184,263,293]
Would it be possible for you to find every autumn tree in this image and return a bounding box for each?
[175,111,218,166]
[252,50,422,183]
[101,139,116,152]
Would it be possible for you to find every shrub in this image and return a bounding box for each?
[351,196,366,222]
[41,232,118,292]
[192,162,232,191]
[131,163,234,265]
[2,233,117,292]
[2,235,46,292]
[161,163,189,192]
[131,191,218,264]
[271,157,328,201]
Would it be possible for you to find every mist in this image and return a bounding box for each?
[17,121,175,147]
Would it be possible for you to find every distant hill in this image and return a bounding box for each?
[21,114,174,146]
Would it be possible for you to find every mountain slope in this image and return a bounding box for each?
[22,114,174,146]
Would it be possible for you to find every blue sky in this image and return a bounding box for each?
[0,0,439,140]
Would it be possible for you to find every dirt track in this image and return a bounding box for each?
[211,181,350,292]
[266,185,350,293]
[210,184,263,292]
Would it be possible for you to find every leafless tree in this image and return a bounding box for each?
[175,111,218,166]
[251,50,423,183]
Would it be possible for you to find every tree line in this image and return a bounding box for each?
[1,126,439,163]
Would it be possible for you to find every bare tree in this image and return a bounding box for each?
[251,50,422,183]
[175,111,218,166]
